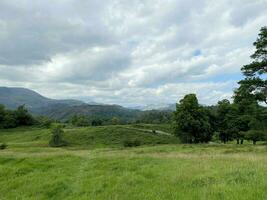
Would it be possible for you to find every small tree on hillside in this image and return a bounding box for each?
[49,125,66,147]
[111,117,120,125]
[174,94,212,143]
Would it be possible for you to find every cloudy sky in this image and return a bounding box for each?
[0,0,266,106]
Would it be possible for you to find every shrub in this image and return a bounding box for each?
[36,116,54,128]
[0,143,7,150]
[49,125,67,147]
[245,130,266,145]
[123,139,141,147]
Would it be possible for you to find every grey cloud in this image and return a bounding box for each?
[0,0,116,65]
[0,0,267,106]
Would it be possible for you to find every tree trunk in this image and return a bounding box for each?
[253,140,256,145]
[236,139,239,144]
[240,139,244,144]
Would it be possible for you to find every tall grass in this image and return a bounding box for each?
[0,126,267,199]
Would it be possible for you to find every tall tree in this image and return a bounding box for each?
[236,26,267,104]
[174,94,212,143]
[14,105,34,126]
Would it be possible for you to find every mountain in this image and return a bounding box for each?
[130,103,176,111]
[0,87,140,121]
[0,87,84,111]
[0,87,174,121]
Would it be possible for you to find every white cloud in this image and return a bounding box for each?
[0,0,266,106]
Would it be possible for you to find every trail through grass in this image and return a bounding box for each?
[0,126,267,200]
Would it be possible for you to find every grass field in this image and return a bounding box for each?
[1,126,267,200]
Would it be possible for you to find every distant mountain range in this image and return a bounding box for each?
[0,87,84,110]
[0,87,174,121]
[133,103,176,111]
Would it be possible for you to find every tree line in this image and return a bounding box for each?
[0,104,55,128]
[174,26,267,144]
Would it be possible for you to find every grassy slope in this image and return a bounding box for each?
[1,126,267,200]
[0,125,179,149]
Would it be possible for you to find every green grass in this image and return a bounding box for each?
[0,126,267,200]
[128,123,173,133]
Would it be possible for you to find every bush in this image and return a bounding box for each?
[0,143,7,150]
[36,116,54,128]
[245,130,266,145]
[123,139,141,147]
[49,125,67,147]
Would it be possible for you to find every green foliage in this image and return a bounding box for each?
[0,104,35,128]
[236,26,267,104]
[174,94,212,143]
[2,110,17,128]
[14,105,34,126]
[0,143,7,150]
[245,130,266,145]
[1,137,267,199]
[35,116,54,128]
[111,117,120,125]
[64,126,179,148]
[91,119,103,126]
[123,139,141,147]
[216,99,237,143]
[136,110,173,124]
[70,115,91,126]
[49,125,67,147]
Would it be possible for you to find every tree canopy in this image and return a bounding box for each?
[174,94,212,143]
[236,26,267,104]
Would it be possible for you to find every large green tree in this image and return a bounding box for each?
[236,26,267,104]
[174,94,212,143]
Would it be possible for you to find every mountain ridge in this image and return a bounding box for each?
[0,86,174,121]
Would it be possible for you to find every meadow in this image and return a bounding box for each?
[0,126,267,200]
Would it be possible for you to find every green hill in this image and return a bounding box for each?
[0,125,179,149]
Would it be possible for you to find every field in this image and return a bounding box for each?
[1,125,267,200]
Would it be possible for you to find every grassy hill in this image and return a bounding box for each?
[0,125,178,149]
[39,104,140,121]
[1,126,267,199]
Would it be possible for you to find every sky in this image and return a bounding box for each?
[0,0,267,107]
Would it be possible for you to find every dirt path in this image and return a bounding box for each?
[123,126,172,136]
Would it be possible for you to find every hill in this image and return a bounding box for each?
[0,87,174,122]
[0,87,141,121]
[0,125,178,148]
[1,126,267,199]
[0,87,84,111]
[37,104,140,121]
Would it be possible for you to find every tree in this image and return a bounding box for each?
[174,94,212,143]
[70,115,91,126]
[91,119,103,126]
[245,130,266,145]
[35,116,54,128]
[216,100,235,143]
[245,116,266,145]
[49,125,66,147]
[111,117,120,125]
[14,105,34,126]
[0,104,5,128]
[236,26,267,104]
[2,110,17,128]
